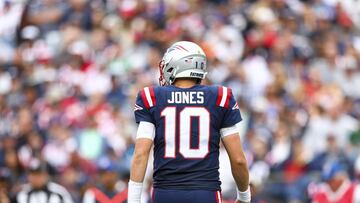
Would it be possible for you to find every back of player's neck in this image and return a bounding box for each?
[173,79,197,88]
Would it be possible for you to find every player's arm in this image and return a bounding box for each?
[216,86,251,202]
[221,130,250,203]
[128,121,155,203]
[129,87,157,202]
[130,138,153,182]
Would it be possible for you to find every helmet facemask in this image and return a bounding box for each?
[159,59,177,86]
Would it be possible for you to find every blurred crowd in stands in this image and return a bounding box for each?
[1,0,360,202]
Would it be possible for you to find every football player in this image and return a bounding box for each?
[128,41,250,203]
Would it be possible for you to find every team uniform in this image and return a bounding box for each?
[309,162,360,203]
[128,41,250,203]
[83,187,128,203]
[134,85,241,203]
[311,181,360,203]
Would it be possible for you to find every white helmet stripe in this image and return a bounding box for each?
[220,86,228,107]
[144,87,154,107]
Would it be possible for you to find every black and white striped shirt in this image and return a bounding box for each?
[16,182,73,203]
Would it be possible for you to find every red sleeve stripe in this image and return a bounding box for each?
[216,86,223,106]
[224,87,231,108]
[217,86,231,108]
[142,87,156,108]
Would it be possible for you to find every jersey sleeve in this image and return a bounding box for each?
[136,121,155,140]
[216,86,242,128]
[134,87,156,124]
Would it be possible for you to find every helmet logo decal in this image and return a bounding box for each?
[184,58,193,64]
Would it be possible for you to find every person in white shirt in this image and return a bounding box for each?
[16,160,73,203]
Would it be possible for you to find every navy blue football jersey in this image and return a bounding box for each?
[134,84,242,191]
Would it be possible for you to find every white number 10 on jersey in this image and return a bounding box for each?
[161,107,210,159]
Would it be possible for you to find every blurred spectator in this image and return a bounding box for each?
[26,0,66,34]
[0,136,24,198]
[0,168,12,203]
[82,158,128,203]
[0,0,24,64]
[309,161,360,203]
[16,160,73,203]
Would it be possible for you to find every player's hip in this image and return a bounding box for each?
[153,179,221,191]
[152,188,222,203]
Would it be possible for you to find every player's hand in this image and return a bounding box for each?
[236,201,250,203]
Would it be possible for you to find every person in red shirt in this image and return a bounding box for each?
[82,159,128,203]
[310,161,360,203]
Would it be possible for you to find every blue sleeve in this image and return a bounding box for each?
[134,91,155,124]
[221,91,242,128]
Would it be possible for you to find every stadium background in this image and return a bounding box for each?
[1,0,360,202]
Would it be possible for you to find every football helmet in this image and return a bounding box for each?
[159,41,207,86]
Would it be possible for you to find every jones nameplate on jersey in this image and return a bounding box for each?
[168,91,204,104]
